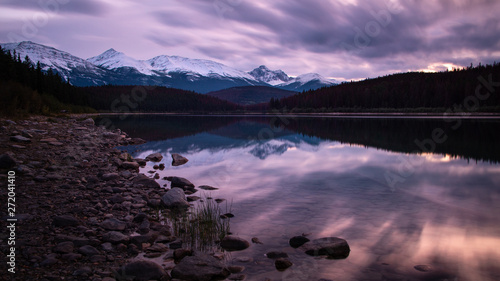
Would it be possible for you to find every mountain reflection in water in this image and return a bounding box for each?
[103,115,500,281]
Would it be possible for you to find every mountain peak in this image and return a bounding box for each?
[249,65,291,86]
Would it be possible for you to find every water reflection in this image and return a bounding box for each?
[107,115,500,280]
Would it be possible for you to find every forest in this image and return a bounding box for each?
[271,63,500,112]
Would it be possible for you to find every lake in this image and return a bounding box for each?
[103,114,500,281]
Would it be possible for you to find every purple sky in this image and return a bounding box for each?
[1,0,499,81]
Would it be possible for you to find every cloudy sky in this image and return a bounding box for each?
[1,0,499,81]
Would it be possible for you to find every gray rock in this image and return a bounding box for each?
[82,118,95,126]
[100,218,127,231]
[53,241,74,254]
[73,266,92,276]
[145,152,163,162]
[299,237,350,258]
[121,161,139,170]
[130,233,158,246]
[147,243,169,253]
[132,174,160,189]
[220,236,250,251]
[78,245,100,256]
[53,215,80,227]
[171,153,188,166]
[103,231,130,244]
[89,255,106,262]
[101,242,114,252]
[171,253,230,281]
[102,173,120,181]
[275,258,293,271]
[289,236,310,248]
[0,153,17,169]
[61,253,82,261]
[161,188,190,209]
[120,260,169,281]
[10,135,31,143]
[21,130,33,138]
[166,176,195,188]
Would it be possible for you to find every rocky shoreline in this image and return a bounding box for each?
[0,115,351,281]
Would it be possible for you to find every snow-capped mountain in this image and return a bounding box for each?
[89,48,256,81]
[0,41,117,85]
[0,41,336,94]
[248,65,336,92]
[248,65,292,86]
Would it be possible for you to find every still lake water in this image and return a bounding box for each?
[105,115,500,281]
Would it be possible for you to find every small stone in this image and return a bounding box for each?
[73,266,92,276]
[275,258,293,271]
[89,255,106,262]
[198,185,218,190]
[53,215,80,227]
[10,135,31,143]
[102,173,120,181]
[82,118,95,126]
[100,218,127,231]
[78,245,100,256]
[121,161,139,170]
[61,253,82,261]
[266,251,288,259]
[103,231,129,244]
[147,243,169,253]
[53,241,74,254]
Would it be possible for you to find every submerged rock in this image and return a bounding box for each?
[289,236,310,248]
[171,253,230,281]
[171,153,188,166]
[220,236,250,251]
[299,237,350,259]
[275,258,293,271]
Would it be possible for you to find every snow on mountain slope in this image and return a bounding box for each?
[87,48,156,75]
[280,73,336,86]
[89,49,257,81]
[1,41,104,80]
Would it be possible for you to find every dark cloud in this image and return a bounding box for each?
[1,0,110,16]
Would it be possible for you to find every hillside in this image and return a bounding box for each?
[206,86,298,105]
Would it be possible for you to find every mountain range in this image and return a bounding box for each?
[1,41,336,94]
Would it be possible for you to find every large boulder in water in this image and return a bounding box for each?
[171,153,188,166]
[299,237,350,259]
[145,152,163,162]
[161,188,190,209]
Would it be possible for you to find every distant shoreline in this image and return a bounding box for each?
[73,112,500,119]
